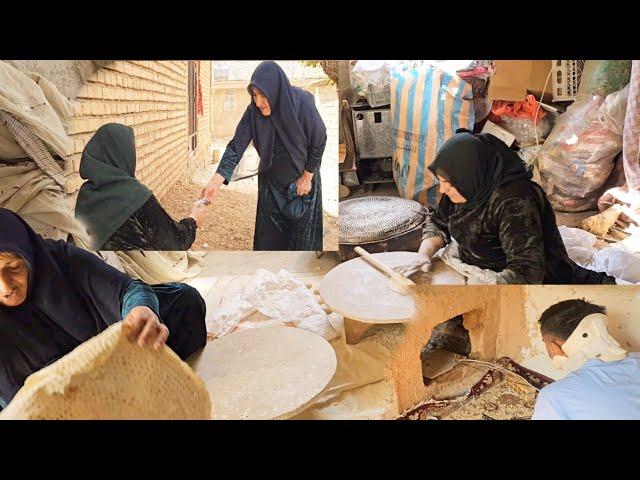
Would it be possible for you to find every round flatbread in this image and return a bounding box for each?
[190,326,337,420]
[319,252,420,323]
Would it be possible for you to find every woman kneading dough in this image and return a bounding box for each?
[404,130,616,285]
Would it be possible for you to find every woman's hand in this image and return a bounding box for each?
[123,306,169,351]
[189,201,207,228]
[394,254,432,277]
[418,237,445,258]
[394,237,446,277]
[201,173,226,203]
[296,171,314,196]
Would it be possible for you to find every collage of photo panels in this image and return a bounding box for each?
[0,59,639,420]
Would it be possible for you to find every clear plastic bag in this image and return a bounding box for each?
[517,145,543,168]
[598,84,629,135]
[491,95,553,146]
[350,61,398,97]
[500,115,552,147]
[537,92,624,212]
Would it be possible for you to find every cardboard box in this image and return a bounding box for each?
[488,60,553,102]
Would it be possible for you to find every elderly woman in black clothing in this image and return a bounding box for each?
[201,61,327,251]
[406,130,615,285]
[75,123,206,251]
[0,208,207,409]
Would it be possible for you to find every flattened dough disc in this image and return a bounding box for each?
[319,252,422,324]
[189,326,337,420]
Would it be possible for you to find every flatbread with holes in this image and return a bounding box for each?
[0,322,211,420]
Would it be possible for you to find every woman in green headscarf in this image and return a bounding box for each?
[75,123,206,251]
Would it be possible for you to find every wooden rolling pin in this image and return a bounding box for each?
[354,246,415,295]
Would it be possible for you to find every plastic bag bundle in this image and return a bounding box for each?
[350,61,399,97]
[538,88,627,212]
[491,95,553,146]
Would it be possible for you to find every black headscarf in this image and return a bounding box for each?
[75,123,153,250]
[0,208,131,404]
[428,130,532,210]
[230,61,327,175]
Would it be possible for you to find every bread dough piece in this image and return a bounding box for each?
[319,252,419,324]
[189,326,337,419]
[580,205,623,237]
[0,322,211,420]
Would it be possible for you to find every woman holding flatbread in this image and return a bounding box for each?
[201,61,327,251]
[404,130,616,285]
[75,123,207,251]
[0,208,207,409]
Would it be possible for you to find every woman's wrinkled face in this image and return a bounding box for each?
[0,254,29,307]
[437,175,467,204]
[251,87,271,117]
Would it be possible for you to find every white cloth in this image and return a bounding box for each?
[0,161,87,243]
[551,313,628,373]
[439,241,500,284]
[206,268,340,341]
[559,225,640,285]
[0,61,71,161]
[114,250,204,284]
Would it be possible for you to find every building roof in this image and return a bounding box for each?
[213,61,326,82]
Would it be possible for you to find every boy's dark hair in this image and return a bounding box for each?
[539,298,606,340]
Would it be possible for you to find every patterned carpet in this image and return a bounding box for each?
[398,357,555,420]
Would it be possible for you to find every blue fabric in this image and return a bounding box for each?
[390,65,474,205]
[280,181,313,221]
[215,61,326,180]
[254,172,323,251]
[120,280,160,320]
[532,352,640,420]
[217,140,241,185]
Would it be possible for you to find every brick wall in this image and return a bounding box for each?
[66,60,212,201]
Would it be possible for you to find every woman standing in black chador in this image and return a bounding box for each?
[412,130,616,285]
[202,61,327,251]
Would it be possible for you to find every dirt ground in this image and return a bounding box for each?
[163,177,338,251]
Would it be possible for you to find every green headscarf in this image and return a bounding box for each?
[75,123,152,249]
